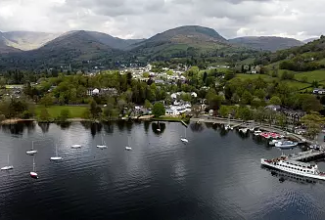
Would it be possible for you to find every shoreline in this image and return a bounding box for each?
[0,116,189,125]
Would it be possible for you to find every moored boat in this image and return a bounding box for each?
[261,157,325,180]
[275,141,298,149]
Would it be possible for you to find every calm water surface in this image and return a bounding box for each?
[1,121,325,220]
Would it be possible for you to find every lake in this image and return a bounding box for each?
[1,121,325,220]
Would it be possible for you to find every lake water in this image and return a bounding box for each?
[1,121,325,220]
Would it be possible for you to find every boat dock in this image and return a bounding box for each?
[288,150,325,162]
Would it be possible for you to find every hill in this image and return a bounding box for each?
[303,37,319,43]
[2,31,60,51]
[129,25,232,59]
[87,31,144,50]
[0,32,21,54]
[0,30,123,69]
[229,36,304,52]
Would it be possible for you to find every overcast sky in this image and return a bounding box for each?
[0,0,323,40]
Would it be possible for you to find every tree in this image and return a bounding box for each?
[219,105,229,118]
[300,95,323,113]
[231,93,240,104]
[144,99,153,109]
[241,91,253,105]
[251,98,262,108]
[58,109,70,121]
[254,89,266,100]
[276,113,287,129]
[39,108,51,122]
[269,96,282,106]
[152,102,165,118]
[89,99,102,119]
[301,112,325,140]
[40,94,54,107]
[237,107,252,121]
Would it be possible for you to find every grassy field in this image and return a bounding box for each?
[35,105,87,119]
[235,74,273,81]
[294,70,325,82]
[234,73,311,89]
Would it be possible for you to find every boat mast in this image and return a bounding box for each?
[32,156,35,172]
[56,144,58,157]
[185,127,187,138]
[7,154,10,165]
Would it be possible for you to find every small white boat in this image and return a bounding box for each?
[1,154,14,171]
[30,157,38,179]
[180,127,189,143]
[269,139,283,146]
[50,144,62,161]
[254,130,262,136]
[125,146,132,151]
[275,141,298,149]
[239,128,248,134]
[97,134,107,149]
[26,141,37,155]
[225,125,233,130]
[71,144,82,149]
[157,129,161,132]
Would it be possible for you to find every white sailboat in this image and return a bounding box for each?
[97,134,107,149]
[50,144,63,161]
[1,154,14,171]
[30,156,38,179]
[125,135,132,151]
[224,114,233,130]
[181,127,189,143]
[71,144,82,149]
[26,141,37,155]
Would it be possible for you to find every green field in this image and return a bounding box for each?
[234,73,311,89]
[35,105,87,119]
[294,70,325,83]
[235,74,273,81]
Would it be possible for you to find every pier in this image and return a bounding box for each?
[288,150,325,162]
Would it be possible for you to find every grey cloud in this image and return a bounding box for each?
[0,0,323,40]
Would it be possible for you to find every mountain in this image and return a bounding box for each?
[0,30,124,69]
[0,32,21,53]
[303,37,319,43]
[2,31,60,51]
[86,31,144,50]
[129,25,231,59]
[229,36,304,52]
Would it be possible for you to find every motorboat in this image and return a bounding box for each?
[157,129,161,132]
[1,154,14,171]
[125,147,132,151]
[254,130,262,136]
[50,144,63,161]
[275,141,298,149]
[26,141,37,155]
[71,144,82,149]
[261,157,325,180]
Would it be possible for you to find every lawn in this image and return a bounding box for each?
[35,105,87,119]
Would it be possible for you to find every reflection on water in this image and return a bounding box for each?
[189,123,204,133]
[38,122,50,133]
[1,121,36,135]
[151,122,166,135]
[262,167,320,185]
